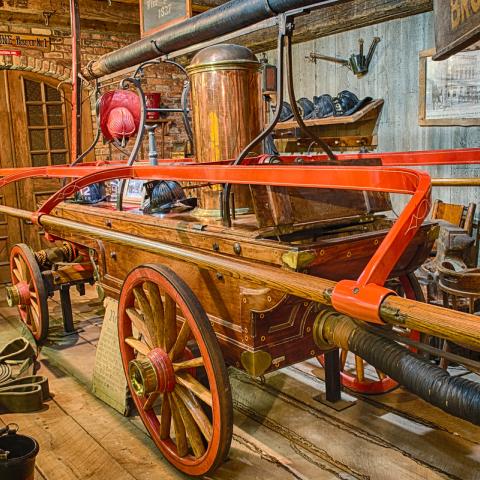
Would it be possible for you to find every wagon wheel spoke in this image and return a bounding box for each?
[12,268,22,282]
[29,307,39,332]
[143,391,160,411]
[354,355,365,382]
[125,336,150,355]
[30,298,40,316]
[171,390,206,458]
[160,393,172,440]
[133,286,158,347]
[163,295,178,352]
[169,321,191,361]
[173,357,205,371]
[176,372,213,407]
[25,307,33,326]
[14,256,27,281]
[175,384,213,441]
[143,281,164,347]
[126,307,153,349]
[170,395,189,457]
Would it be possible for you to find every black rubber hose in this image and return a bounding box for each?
[348,327,480,425]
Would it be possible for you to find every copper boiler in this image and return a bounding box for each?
[187,44,263,216]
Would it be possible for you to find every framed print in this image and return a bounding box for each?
[123,179,145,205]
[419,48,480,126]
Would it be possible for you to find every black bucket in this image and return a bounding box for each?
[0,427,39,480]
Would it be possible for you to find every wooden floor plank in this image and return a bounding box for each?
[305,357,480,445]
[1,396,137,480]
[230,368,480,480]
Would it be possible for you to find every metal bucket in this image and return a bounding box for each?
[0,425,39,480]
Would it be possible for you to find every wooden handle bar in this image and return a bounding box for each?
[1,204,479,350]
[432,178,480,186]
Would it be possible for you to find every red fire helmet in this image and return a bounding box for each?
[99,90,141,142]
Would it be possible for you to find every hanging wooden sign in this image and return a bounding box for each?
[0,33,50,52]
[433,0,480,60]
[140,0,192,37]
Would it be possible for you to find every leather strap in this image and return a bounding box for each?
[0,338,49,413]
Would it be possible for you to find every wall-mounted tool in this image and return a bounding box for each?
[306,37,381,77]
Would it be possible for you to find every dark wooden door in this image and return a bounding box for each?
[0,71,93,282]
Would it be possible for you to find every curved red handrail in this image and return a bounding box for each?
[0,161,431,324]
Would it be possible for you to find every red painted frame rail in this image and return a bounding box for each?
[0,160,431,324]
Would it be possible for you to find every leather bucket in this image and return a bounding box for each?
[0,429,39,480]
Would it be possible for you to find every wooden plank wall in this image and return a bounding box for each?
[262,11,480,208]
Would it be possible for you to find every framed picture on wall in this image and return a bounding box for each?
[419,48,480,126]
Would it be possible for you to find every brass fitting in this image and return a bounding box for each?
[313,308,358,350]
[128,357,158,398]
[5,285,21,307]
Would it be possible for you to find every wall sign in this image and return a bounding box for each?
[433,0,480,60]
[140,0,191,37]
[0,33,50,52]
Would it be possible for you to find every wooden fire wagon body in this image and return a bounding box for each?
[51,200,435,375]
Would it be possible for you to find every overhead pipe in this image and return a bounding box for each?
[82,0,349,80]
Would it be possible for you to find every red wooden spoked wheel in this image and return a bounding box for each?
[318,273,423,395]
[118,264,233,477]
[7,243,49,342]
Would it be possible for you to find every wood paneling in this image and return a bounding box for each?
[231,0,433,54]
[0,71,94,280]
[0,0,139,33]
[262,11,480,211]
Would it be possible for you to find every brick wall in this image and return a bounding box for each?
[93,62,190,163]
[0,23,189,162]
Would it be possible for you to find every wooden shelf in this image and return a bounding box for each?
[273,99,384,131]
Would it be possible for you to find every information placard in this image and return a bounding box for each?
[140,0,191,37]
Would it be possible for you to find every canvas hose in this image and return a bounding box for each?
[0,338,49,413]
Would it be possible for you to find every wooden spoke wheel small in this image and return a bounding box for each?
[118,264,233,477]
[7,243,49,342]
[318,273,423,395]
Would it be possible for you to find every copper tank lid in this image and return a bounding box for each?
[187,44,261,73]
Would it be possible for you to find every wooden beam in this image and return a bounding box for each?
[233,0,433,53]
[0,0,139,32]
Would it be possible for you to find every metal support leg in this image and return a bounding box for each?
[324,348,341,403]
[60,285,75,334]
[314,348,356,411]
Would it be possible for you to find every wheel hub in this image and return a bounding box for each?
[128,348,175,397]
[6,282,31,307]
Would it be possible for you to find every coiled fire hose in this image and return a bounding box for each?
[314,310,480,425]
[0,338,49,413]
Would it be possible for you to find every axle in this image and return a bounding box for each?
[0,204,478,351]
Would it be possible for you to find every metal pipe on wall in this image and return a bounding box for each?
[82,0,349,80]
